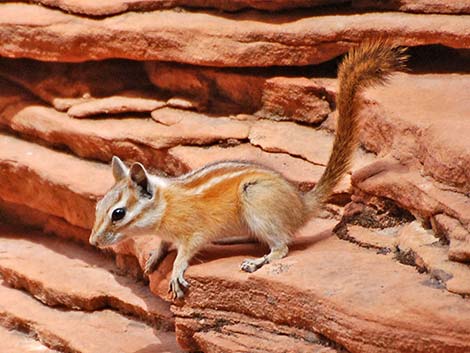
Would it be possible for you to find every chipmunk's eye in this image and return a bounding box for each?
[111,207,126,222]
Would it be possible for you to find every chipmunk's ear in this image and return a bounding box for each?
[112,156,128,181]
[129,162,153,198]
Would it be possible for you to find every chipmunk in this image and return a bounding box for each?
[90,40,407,299]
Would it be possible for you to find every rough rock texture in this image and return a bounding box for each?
[341,224,397,250]
[432,214,470,262]
[0,226,173,329]
[343,72,470,265]
[67,94,166,118]
[2,57,335,117]
[360,73,470,191]
[0,79,355,193]
[157,234,470,353]
[1,3,470,65]
[0,134,111,229]
[0,279,182,353]
[145,62,266,113]
[396,221,470,295]
[146,64,335,118]
[0,131,347,216]
[192,321,337,353]
[0,325,59,353]
[250,119,333,165]
[0,58,149,111]
[255,77,333,124]
[0,83,251,173]
[353,159,470,247]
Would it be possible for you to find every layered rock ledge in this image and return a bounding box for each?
[1,3,469,65]
[0,278,181,353]
[16,0,470,16]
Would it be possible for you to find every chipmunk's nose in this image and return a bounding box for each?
[89,231,99,246]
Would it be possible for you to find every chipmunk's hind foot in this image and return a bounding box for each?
[240,256,267,273]
[240,244,288,273]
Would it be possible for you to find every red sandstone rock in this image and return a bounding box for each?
[345,224,398,250]
[194,323,336,353]
[352,158,470,233]
[0,325,58,353]
[0,226,173,329]
[152,233,470,353]
[1,3,469,66]
[173,302,336,352]
[361,73,470,192]
[146,62,265,113]
[173,302,339,353]
[432,214,470,263]
[146,64,336,118]
[0,58,148,111]
[147,63,336,119]
[0,280,182,353]
[0,84,351,194]
[150,107,251,143]
[0,134,111,229]
[19,0,470,15]
[67,94,166,118]
[397,221,470,295]
[0,82,251,172]
[353,0,470,14]
[248,119,373,180]
[256,77,332,124]
[166,97,200,111]
[0,117,348,235]
[3,128,470,352]
[249,119,334,166]
[0,198,90,244]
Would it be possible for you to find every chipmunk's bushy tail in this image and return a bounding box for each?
[305,40,407,213]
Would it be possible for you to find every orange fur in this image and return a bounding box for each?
[90,40,407,299]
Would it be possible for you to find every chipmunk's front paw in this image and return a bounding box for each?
[168,274,189,299]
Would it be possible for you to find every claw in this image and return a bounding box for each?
[144,263,153,276]
[144,251,157,275]
[178,276,190,288]
[168,274,189,299]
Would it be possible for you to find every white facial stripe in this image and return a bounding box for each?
[185,170,249,195]
[112,198,146,229]
[149,175,168,188]
[133,196,167,229]
[94,217,110,239]
[108,186,166,232]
